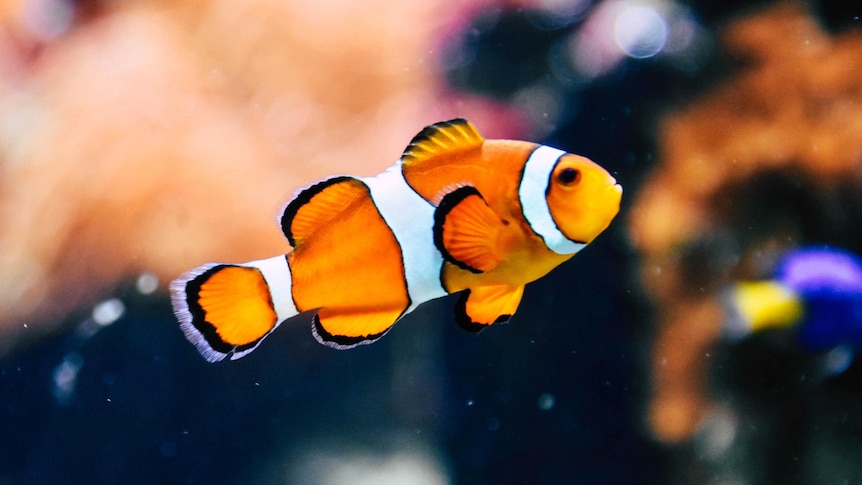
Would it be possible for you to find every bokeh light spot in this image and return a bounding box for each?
[614,6,668,59]
[537,392,557,411]
[92,298,125,327]
[136,272,159,295]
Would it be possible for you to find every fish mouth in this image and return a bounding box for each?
[608,183,623,203]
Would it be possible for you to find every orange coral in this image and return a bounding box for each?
[630,1,862,443]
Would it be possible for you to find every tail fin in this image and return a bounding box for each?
[170,256,295,362]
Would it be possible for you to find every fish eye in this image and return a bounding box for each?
[556,167,580,186]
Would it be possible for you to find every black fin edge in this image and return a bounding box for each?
[454,290,510,333]
[433,185,485,274]
[184,264,239,355]
[402,118,475,160]
[280,176,356,246]
[311,314,389,350]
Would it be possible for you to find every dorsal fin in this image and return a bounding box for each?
[401,118,485,166]
[280,176,367,248]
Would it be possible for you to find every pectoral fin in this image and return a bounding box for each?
[434,186,506,273]
[455,285,525,332]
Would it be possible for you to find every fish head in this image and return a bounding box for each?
[545,154,622,245]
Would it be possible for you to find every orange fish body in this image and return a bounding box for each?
[171,119,622,362]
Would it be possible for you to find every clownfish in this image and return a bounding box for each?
[171,119,622,362]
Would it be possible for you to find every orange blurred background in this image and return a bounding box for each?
[0,0,528,354]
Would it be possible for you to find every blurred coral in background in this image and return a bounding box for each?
[630,0,862,481]
[0,0,521,354]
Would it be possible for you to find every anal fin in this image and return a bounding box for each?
[455,285,524,332]
[311,308,402,349]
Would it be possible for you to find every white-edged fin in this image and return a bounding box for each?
[519,145,586,255]
[310,313,391,350]
[170,263,231,362]
[169,255,299,363]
